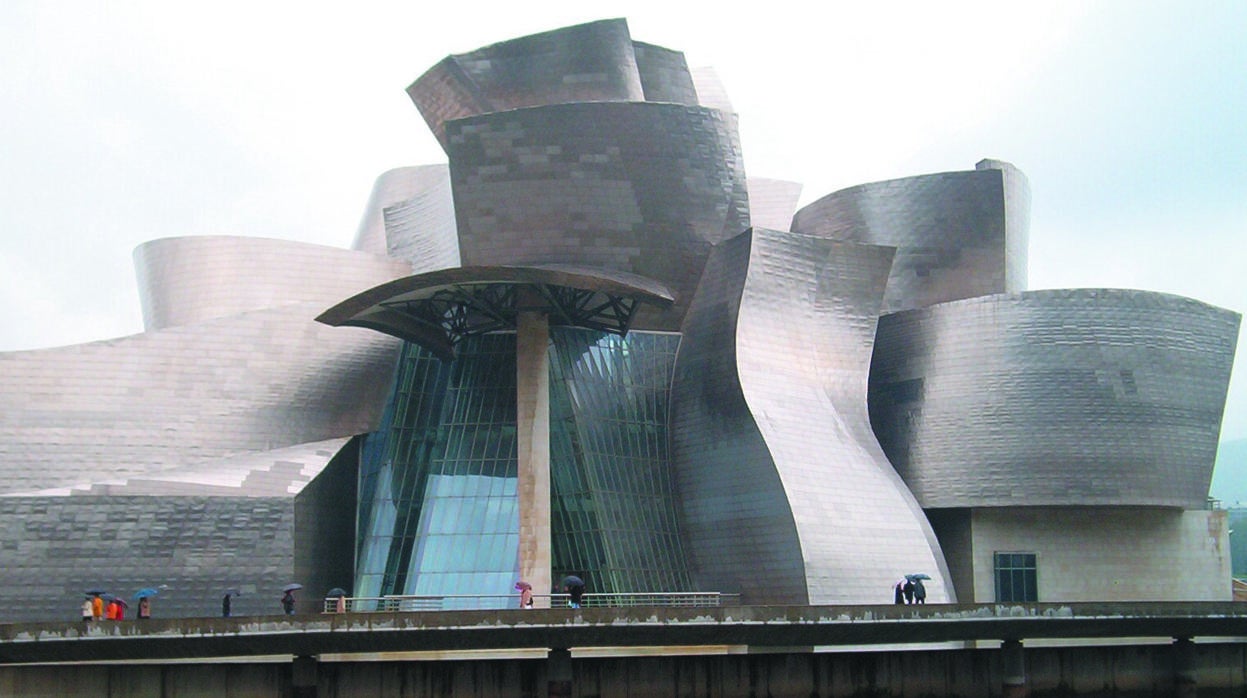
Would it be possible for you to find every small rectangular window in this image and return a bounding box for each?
[994,552,1038,602]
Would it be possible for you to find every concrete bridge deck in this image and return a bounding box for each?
[2,602,1246,665]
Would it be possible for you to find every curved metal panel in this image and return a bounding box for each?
[407,19,645,149]
[134,236,410,331]
[869,289,1241,509]
[632,41,698,105]
[672,228,954,604]
[0,302,400,494]
[446,101,749,332]
[746,177,802,231]
[350,165,458,266]
[792,160,1030,313]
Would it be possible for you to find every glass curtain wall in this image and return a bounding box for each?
[549,328,690,594]
[355,335,519,606]
[355,327,690,605]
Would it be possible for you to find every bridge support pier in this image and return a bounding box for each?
[1001,638,1026,697]
[548,648,572,698]
[293,655,318,698]
[1173,636,1196,697]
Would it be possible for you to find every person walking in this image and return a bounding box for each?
[913,579,927,605]
[515,581,534,609]
[281,589,296,615]
[222,593,232,618]
[81,598,94,622]
[893,579,905,605]
[91,593,104,621]
[562,575,585,609]
[902,578,915,605]
[138,596,151,619]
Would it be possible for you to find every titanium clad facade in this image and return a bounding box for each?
[869,289,1241,509]
[791,160,1030,313]
[134,236,411,331]
[380,183,461,273]
[631,41,699,105]
[0,495,298,621]
[688,66,733,113]
[671,228,953,604]
[407,19,646,150]
[745,177,803,232]
[445,101,749,331]
[41,438,352,498]
[0,303,400,494]
[351,165,457,258]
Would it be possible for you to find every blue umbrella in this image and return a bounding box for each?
[132,587,160,600]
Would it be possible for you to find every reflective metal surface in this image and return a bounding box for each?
[446,101,748,331]
[672,228,953,604]
[869,289,1240,508]
[792,159,1030,313]
[135,235,411,331]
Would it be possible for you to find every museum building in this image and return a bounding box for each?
[0,19,1238,621]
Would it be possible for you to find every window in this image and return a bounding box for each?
[994,552,1037,602]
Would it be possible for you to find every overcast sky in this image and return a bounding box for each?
[1,0,1243,441]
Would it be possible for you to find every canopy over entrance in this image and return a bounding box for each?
[316,264,674,359]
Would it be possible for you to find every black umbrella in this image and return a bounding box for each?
[326,587,347,597]
[906,573,931,581]
[282,583,303,593]
[85,589,106,596]
[562,575,584,588]
[223,588,242,597]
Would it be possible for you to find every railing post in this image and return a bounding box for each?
[1001,639,1026,697]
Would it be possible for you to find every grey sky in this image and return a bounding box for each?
[1,0,1243,440]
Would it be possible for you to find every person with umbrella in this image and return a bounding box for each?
[133,587,159,619]
[87,590,105,620]
[81,596,94,622]
[105,594,128,620]
[281,584,301,615]
[222,588,240,617]
[907,574,931,605]
[326,587,347,614]
[562,575,585,609]
[515,581,533,609]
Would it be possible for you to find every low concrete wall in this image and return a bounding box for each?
[2,642,1246,697]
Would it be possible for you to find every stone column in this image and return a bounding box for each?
[516,291,552,607]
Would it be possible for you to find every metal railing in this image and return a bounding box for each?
[322,591,736,613]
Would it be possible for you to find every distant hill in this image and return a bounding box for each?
[1210,439,1247,506]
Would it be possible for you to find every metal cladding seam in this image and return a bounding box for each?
[869,289,1241,509]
